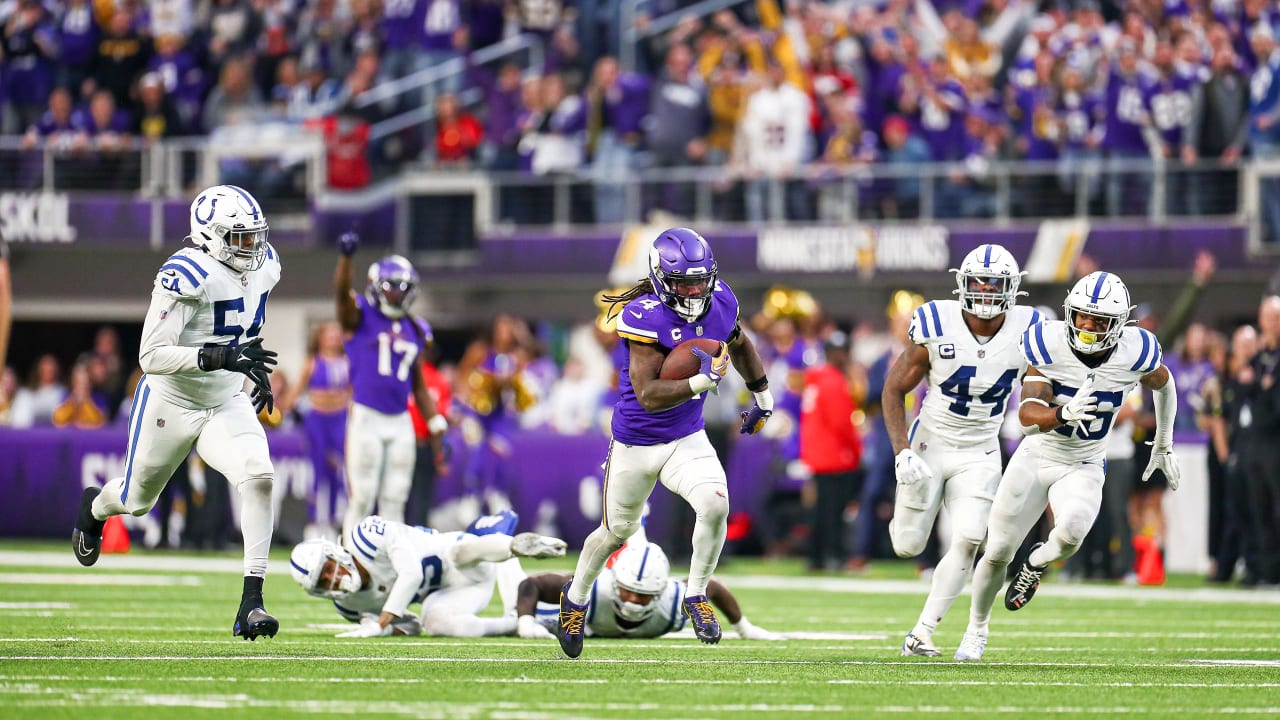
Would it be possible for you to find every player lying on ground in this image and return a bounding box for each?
[290,510,566,637]
[518,540,782,641]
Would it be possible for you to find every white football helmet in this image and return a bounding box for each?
[188,184,269,272]
[950,243,1026,319]
[290,539,362,599]
[1063,271,1134,354]
[611,541,670,623]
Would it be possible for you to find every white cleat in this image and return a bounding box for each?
[512,532,568,559]
[901,632,941,657]
[954,632,987,661]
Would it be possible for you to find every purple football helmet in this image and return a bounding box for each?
[366,255,419,318]
[648,228,718,321]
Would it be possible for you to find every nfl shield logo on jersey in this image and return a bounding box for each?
[978,349,986,358]
[156,419,165,428]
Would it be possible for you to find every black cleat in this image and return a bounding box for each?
[71,487,105,567]
[234,605,279,641]
[1005,542,1048,611]
[556,582,587,658]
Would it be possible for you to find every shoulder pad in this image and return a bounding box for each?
[1123,326,1163,374]
[1020,319,1058,368]
[615,297,667,345]
[908,301,945,345]
[349,515,388,562]
[1020,305,1045,329]
[261,242,283,283]
[153,253,209,301]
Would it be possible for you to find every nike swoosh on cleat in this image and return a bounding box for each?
[76,536,93,556]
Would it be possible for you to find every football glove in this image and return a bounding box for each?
[335,616,393,638]
[1142,445,1181,491]
[894,449,932,486]
[1055,374,1098,428]
[251,383,274,415]
[740,388,774,435]
[689,342,730,395]
[338,231,359,257]
[733,616,785,641]
[517,614,556,639]
[198,337,277,396]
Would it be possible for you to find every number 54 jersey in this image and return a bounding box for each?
[909,300,1043,446]
[1021,320,1162,465]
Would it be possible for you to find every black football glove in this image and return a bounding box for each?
[199,337,277,396]
[251,383,275,415]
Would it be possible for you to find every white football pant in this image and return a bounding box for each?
[92,376,275,577]
[342,402,416,542]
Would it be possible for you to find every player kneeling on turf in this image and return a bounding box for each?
[516,541,782,641]
[291,511,566,637]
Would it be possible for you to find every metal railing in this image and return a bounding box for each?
[620,0,752,72]
[355,34,546,142]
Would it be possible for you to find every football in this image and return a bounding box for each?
[659,338,726,380]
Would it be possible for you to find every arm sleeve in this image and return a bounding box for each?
[381,532,426,619]
[1151,372,1177,449]
[137,293,203,375]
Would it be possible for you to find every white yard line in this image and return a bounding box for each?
[10,573,201,586]
[0,602,73,609]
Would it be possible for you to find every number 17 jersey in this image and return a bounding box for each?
[345,293,433,415]
[909,300,1042,446]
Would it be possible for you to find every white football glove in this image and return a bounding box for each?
[894,449,932,486]
[1057,374,1098,427]
[733,617,785,641]
[1142,445,1181,491]
[517,614,556,639]
[336,616,393,638]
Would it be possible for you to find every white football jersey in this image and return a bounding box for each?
[909,300,1043,445]
[1022,321,1163,464]
[333,516,467,620]
[141,244,281,409]
[536,569,689,638]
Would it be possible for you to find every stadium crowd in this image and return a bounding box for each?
[3,0,1280,224]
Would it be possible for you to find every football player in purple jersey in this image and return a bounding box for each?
[334,232,447,544]
[555,228,772,658]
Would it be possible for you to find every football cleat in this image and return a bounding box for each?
[556,582,588,658]
[71,487,105,567]
[1005,542,1048,611]
[233,605,279,641]
[682,595,722,644]
[954,631,987,661]
[901,632,941,657]
[511,533,568,559]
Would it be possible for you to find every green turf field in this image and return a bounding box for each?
[1,542,1277,719]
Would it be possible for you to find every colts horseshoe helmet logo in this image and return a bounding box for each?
[194,195,218,225]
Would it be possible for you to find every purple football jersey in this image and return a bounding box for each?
[1146,68,1199,147]
[345,293,432,414]
[1103,67,1154,153]
[611,281,740,445]
[59,3,98,66]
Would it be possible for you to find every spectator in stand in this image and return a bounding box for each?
[57,0,98,94]
[1055,56,1105,215]
[203,54,264,132]
[944,15,1001,83]
[344,0,384,78]
[955,107,1002,218]
[1249,23,1280,243]
[51,362,108,429]
[645,43,709,218]
[737,61,812,222]
[1103,38,1157,217]
[295,0,346,81]
[201,0,261,71]
[800,330,863,572]
[470,61,525,172]
[878,114,931,219]
[147,33,206,133]
[515,72,585,223]
[255,0,297,97]
[584,56,649,224]
[91,10,150,109]
[536,356,604,436]
[149,0,195,39]
[134,72,184,144]
[434,92,484,167]
[9,354,66,428]
[548,23,587,94]
[2,0,60,133]
[89,326,124,410]
[22,87,89,150]
[1184,45,1248,216]
[1147,39,1203,216]
[81,352,115,421]
[813,97,878,221]
[421,5,468,97]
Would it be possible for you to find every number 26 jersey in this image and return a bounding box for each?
[909,300,1043,446]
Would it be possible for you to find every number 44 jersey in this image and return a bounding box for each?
[909,300,1043,445]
